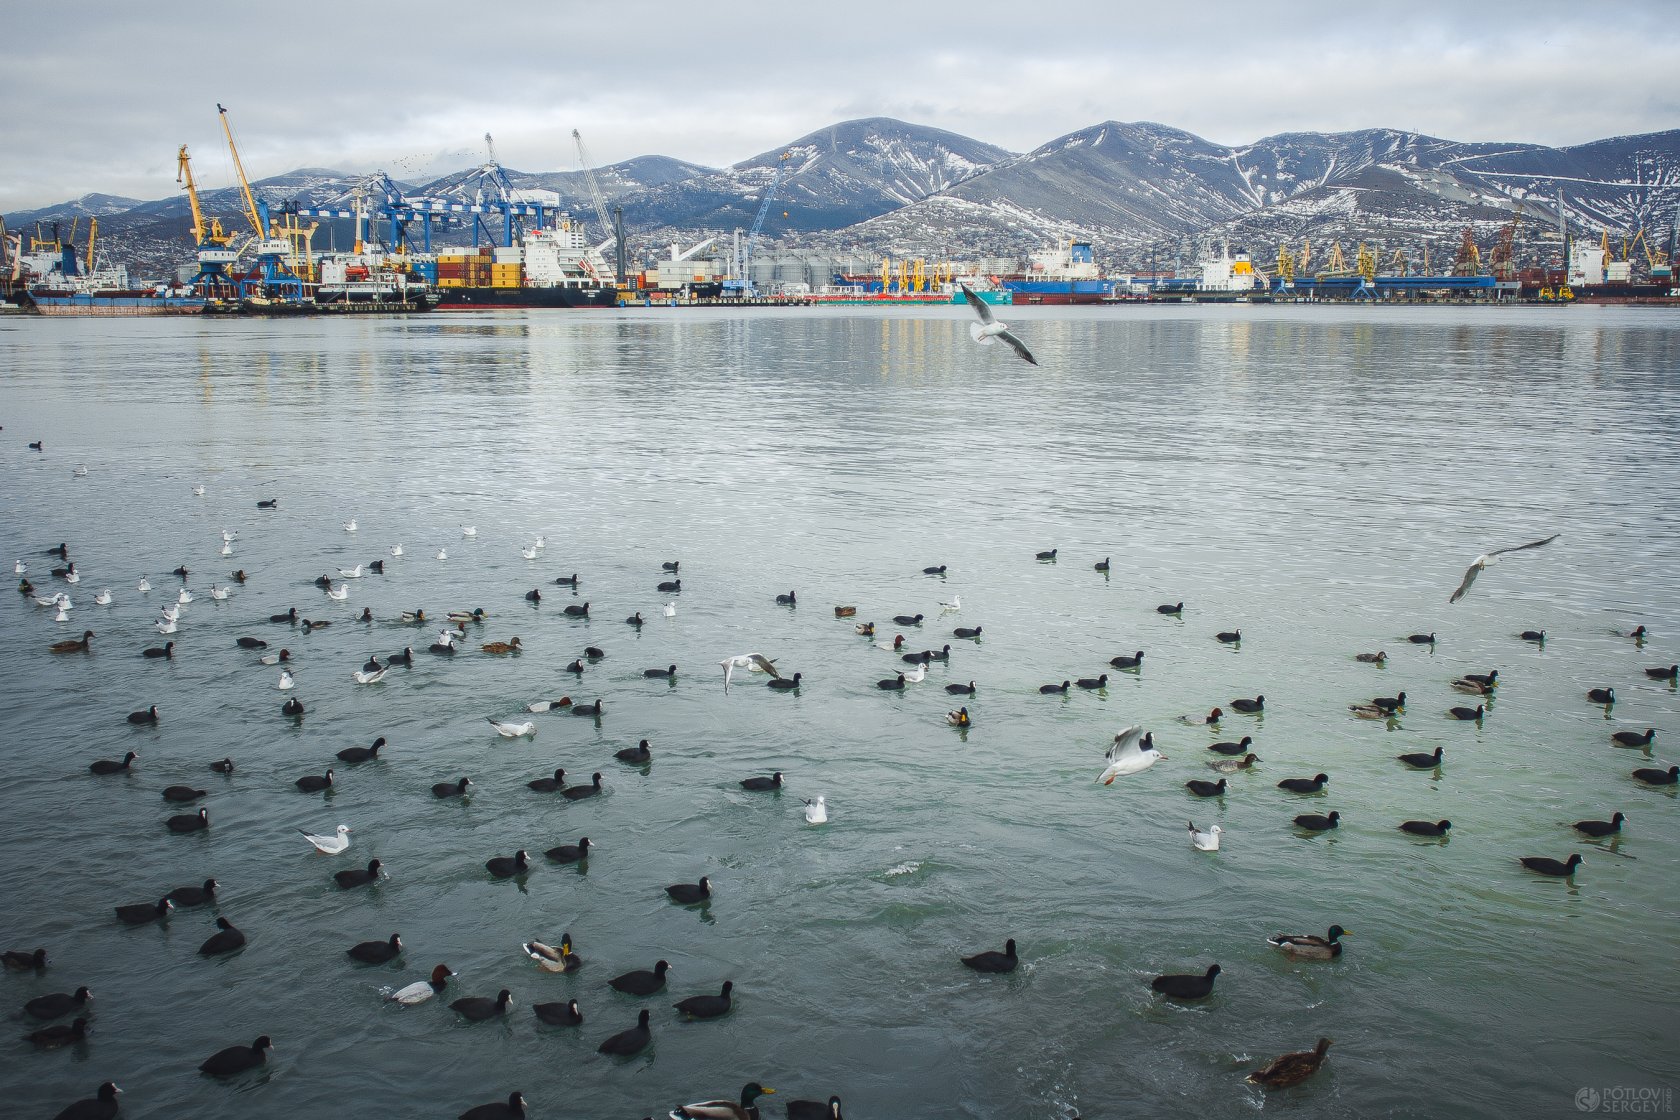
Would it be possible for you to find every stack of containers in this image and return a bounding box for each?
[490,245,523,289]
[435,249,492,289]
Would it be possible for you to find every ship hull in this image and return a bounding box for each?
[1000,279,1114,304]
[435,285,617,310]
[28,292,206,316]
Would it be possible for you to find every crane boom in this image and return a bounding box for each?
[572,129,614,243]
[218,104,267,238]
[730,151,792,296]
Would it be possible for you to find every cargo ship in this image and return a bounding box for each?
[5,223,205,315]
[433,222,619,310]
[998,240,1115,304]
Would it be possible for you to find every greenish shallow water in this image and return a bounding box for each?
[0,304,1676,1119]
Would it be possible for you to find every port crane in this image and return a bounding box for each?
[572,129,615,247]
[216,104,307,299]
[177,144,241,295]
[725,151,793,298]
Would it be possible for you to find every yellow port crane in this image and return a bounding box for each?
[84,218,97,275]
[176,145,234,249]
[1451,228,1482,276]
[215,104,307,298]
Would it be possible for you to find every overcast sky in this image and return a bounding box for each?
[3,0,1674,212]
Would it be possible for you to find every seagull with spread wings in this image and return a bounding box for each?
[720,653,780,693]
[960,284,1037,365]
[1448,534,1560,603]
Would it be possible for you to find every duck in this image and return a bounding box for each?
[1097,728,1164,783]
[1519,629,1545,642]
[1110,651,1144,670]
[127,705,160,725]
[1230,695,1264,713]
[259,649,291,665]
[533,998,583,1025]
[1407,632,1436,644]
[431,777,472,798]
[1400,819,1453,837]
[1573,813,1626,838]
[1623,625,1648,640]
[1520,853,1583,877]
[610,959,672,994]
[1185,778,1228,797]
[1372,692,1407,713]
[210,757,236,774]
[26,986,94,1018]
[525,932,583,973]
[953,625,982,639]
[527,768,568,793]
[564,658,584,674]
[1188,821,1222,851]
[665,878,711,905]
[1355,650,1387,663]
[597,1008,652,1056]
[48,1080,122,1120]
[487,717,537,738]
[347,933,402,964]
[400,609,426,623]
[554,572,580,587]
[166,808,209,833]
[662,560,680,572]
[1039,680,1071,694]
[485,851,532,879]
[198,917,247,957]
[644,664,678,678]
[1179,707,1222,725]
[1156,601,1183,615]
[88,751,138,776]
[1208,735,1254,756]
[875,635,906,652]
[162,785,206,802]
[27,1016,89,1049]
[1035,548,1057,561]
[237,636,268,649]
[295,768,334,793]
[892,613,924,626]
[1645,664,1678,681]
[615,739,652,764]
[388,647,413,667]
[1206,753,1261,773]
[198,1035,272,1076]
[334,858,384,888]
[166,878,219,906]
[627,612,644,627]
[673,980,735,1019]
[1278,773,1329,793]
[171,565,190,580]
[571,699,603,717]
[544,837,591,863]
[775,590,797,605]
[429,637,457,656]
[947,707,970,727]
[1391,748,1444,771]
[337,737,386,763]
[1586,686,1616,705]
[49,630,94,654]
[1447,704,1484,721]
[877,674,906,691]
[1294,811,1341,831]
[232,569,247,583]
[657,579,681,593]
[1462,669,1500,688]
[1216,629,1241,643]
[563,602,590,617]
[299,824,353,854]
[767,672,803,690]
[1248,1038,1333,1088]
[1450,677,1493,695]
[270,607,298,624]
[945,680,977,696]
[389,964,454,1004]
[671,1082,775,1119]
[481,637,523,655]
[1151,964,1220,999]
[803,796,828,824]
[3,947,48,971]
[1633,765,1679,785]
[740,772,785,791]
[960,939,1018,973]
[561,772,604,800]
[1076,674,1109,690]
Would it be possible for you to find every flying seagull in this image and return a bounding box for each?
[960,284,1037,365]
[720,653,780,692]
[1448,534,1560,603]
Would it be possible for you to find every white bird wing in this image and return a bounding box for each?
[721,658,737,692]
[997,328,1038,366]
[749,654,781,679]
[960,283,995,325]
[1106,725,1144,761]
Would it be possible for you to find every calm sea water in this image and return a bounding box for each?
[1,304,1676,1119]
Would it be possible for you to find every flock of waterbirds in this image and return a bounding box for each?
[9,420,1677,1119]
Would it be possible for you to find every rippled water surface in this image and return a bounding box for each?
[1,304,1677,1119]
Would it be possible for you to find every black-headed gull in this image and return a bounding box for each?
[1448,533,1560,604]
[487,717,536,738]
[960,283,1038,365]
[1097,726,1165,783]
[299,824,352,854]
[1188,820,1222,851]
[803,796,828,824]
[720,653,780,692]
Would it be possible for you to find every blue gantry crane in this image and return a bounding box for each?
[724,150,793,298]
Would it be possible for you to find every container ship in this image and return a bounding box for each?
[998,240,1115,304]
[433,221,619,310]
[4,221,205,315]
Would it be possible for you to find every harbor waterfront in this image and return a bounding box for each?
[1,303,1677,1119]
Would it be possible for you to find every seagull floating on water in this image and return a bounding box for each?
[1448,533,1560,603]
[663,601,677,617]
[1188,820,1223,851]
[343,519,357,532]
[960,283,1038,365]
[94,589,113,605]
[298,824,352,854]
[326,583,349,601]
[390,544,403,557]
[436,548,448,561]
[461,526,476,537]
[487,716,536,738]
[353,666,387,685]
[803,796,828,824]
[137,576,151,592]
[278,669,295,690]
[192,484,205,496]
